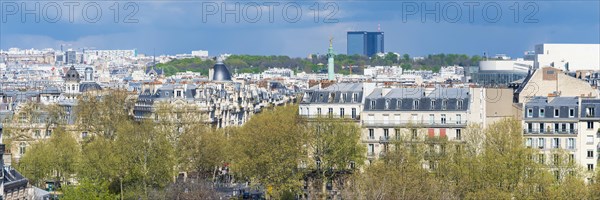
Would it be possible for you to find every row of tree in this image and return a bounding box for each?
[343,119,600,199]
[156,53,483,76]
[11,91,600,199]
[14,91,365,199]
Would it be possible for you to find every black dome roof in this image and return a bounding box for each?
[80,82,102,92]
[64,65,80,82]
[213,60,232,81]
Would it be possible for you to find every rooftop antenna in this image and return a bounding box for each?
[378,24,381,31]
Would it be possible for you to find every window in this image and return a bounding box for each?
[45,130,52,137]
[413,100,419,110]
[539,108,545,117]
[176,90,182,97]
[554,123,559,133]
[569,108,575,117]
[383,129,389,140]
[526,138,533,147]
[456,129,462,140]
[527,108,533,118]
[538,138,545,149]
[340,108,345,118]
[586,107,596,117]
[19,142,26,155]
[352,93,358,103]
[554,109,559,117]
[34,130,41,137]
[430,100,435,110]
[341,93,347,103]
[553,154,560,166]
[328,108,333,117]
[351,108,357,119]
[411,129,418,140]
[569,154,575,163]
[587,121,594,129]
[385,99,390,109]
[567,138,575,150]
[552,138,560,149]
[588,164,595,171]
[457,100,463,109]
[587,150,594,158]
[539,154,545,164]
[368,144,374,155]
[441,114,447,124]
[429,114,435,124]
[368,129,374,139]
[317,108,322,116]
[456,114,462,124]
[371,101,376,109]
[396,100,401,109]
[442,100,447,110]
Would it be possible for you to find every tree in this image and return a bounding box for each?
[402,54,410,63]
[79,136,120,185]
[61,178,117,200]
[48,127,81,184]
[115,120,176,199]
[231,105,306,198]
[177,126,229,179]
[18,126,80,186]
[305,118,365,199]
[75,90,134,139]
[17,140,53,186]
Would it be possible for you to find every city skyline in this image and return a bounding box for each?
[0,1,598,58]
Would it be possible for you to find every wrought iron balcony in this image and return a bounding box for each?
[523,128,578,134]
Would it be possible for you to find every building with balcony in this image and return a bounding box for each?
[523,96,600,178]
[360,87,471,162]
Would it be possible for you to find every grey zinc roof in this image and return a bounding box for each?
[364,87,470,111]
[322,83,363,92]
[524,96,580,119]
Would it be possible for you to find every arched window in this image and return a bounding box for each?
[19,142,26,155]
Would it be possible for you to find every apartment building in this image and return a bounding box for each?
[523,96,600,178]
[299,82,372,120]
[361,87,471,161]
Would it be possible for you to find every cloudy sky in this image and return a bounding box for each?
[1,1,598,57]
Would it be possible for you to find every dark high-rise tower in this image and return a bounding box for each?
[347,31,384,57]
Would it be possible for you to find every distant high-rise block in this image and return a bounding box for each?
[65,50,77,64]
[347,31,384,57]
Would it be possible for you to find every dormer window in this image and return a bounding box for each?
[352,93,358,103]
[539,108,545,118]
[371,100,376,109]
[385,99,390,109]
[341,93,347,103]
[457,100,463,109]
[396,100,401,109]
[329,93,335,103]
[430,100,435,110]
[413,100,419,110]
[442,99,447,110]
